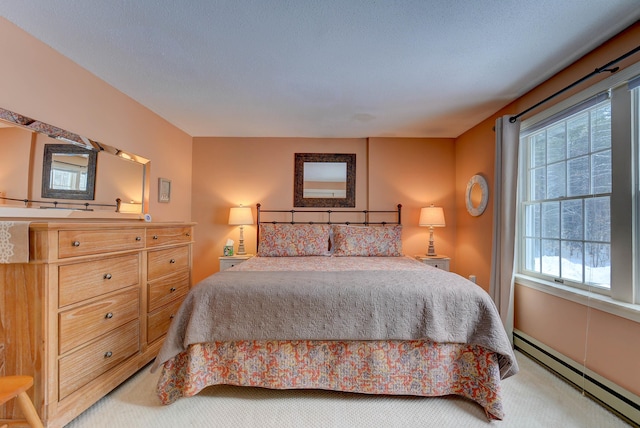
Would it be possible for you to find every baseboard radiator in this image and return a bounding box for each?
[514,330,640,427]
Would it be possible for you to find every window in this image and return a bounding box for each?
[520,95,611,291]
[50,167,87,191]
[517,66,640,307]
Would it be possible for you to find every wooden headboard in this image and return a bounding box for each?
[256,203,402,247]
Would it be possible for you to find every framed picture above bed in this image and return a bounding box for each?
[294,153,356,207]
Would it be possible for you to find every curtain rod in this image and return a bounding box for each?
[0,195,116,210]
[509,44,640,123]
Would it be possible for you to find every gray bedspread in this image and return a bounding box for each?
[153,265,518,378]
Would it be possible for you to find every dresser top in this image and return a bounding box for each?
[25,221,196,230]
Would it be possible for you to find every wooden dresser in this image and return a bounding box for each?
[0,221,194,428]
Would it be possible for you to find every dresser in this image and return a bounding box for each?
[0,221,194,428]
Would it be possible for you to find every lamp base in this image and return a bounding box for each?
[237,225,247,255]
[426,226,437,256]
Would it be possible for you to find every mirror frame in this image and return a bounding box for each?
[294,153,356,208]
[465,174,489,216]
[42,143,98,200]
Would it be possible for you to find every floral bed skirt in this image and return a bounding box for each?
[157,340,504,420]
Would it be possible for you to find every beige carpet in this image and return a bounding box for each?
[65,351,630,427]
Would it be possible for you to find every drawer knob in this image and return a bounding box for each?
[186,232,191,237]
[105,312,114,319]
[72,241,80,247]
[135,236,142,241]
[153,235,159,240]
[104,273,112,280]
[169,259,176,264]
[104,351,113,358]
[169,314,175,319]
[170,287,176,292]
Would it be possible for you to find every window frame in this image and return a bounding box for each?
[519,95,613,295]
[515,61,640,321]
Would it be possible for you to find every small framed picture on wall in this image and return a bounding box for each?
[158,178,171,203]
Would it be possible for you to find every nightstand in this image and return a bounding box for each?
[415,255,450,272]
[219,254,253,271]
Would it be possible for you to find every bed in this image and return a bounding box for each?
[152,204,518,420]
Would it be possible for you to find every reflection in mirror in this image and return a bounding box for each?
[0,107,150,213]
[42,144,97,200]
[294,153,355,207]
[303,162,347,198]
[51,153,89,191]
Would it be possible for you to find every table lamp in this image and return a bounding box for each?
[228,205,254,255]
[419,205,445,256]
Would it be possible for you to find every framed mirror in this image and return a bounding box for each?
[0,106,150,213]
[294,153,355,207]
[465,174,489,216]
[42,144,98,200]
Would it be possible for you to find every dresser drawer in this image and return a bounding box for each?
[59,254,140,307]
[147,299,183,343]
[59,288,139,354]
[148,270,190,312]
[58,229,145,258]
[58,320,139,400]
[146,226,192,248]
[147,246,189,281]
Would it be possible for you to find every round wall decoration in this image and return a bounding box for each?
[465,174,489,217]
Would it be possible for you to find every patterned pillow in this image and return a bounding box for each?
[258,224,331,256]
[331,224,403,256]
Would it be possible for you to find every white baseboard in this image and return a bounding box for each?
[514,329,640,427]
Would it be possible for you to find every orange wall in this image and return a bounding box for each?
[0,18,192,222]
[191,136,456,283]
[0,127,33,200]
[515,286,640,394]
[368,137,456,268]
[191,137,367,282]
[455,22,640,395]
[454,122,496,289]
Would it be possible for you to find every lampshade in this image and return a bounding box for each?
[116,198,142,214]
[228,206,254,225]
[419,206,445,227]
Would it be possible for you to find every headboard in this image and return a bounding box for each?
[256,203,402,248]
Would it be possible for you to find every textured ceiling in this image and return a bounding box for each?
[1,1,639,138]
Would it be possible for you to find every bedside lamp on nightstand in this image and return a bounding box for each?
[419,205,445,256]
[228,205,254,255]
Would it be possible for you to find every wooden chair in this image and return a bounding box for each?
[0,376,43,428]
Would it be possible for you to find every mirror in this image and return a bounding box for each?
[0,107,149,212]
[303,162,346,198]
[465,174,489,217]
[42,144,97,200]
[294,153,355,207]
